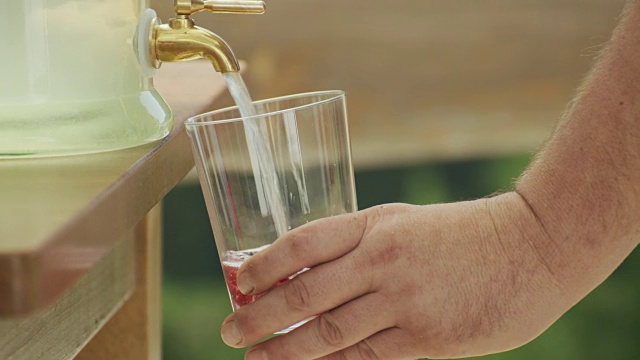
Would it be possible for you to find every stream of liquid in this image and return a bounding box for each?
[220,73,317,333]
[222,72,289,237]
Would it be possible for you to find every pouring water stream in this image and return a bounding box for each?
[220,73,318,331]
[222,72,307,238]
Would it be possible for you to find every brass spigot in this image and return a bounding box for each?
[150,0,266,73]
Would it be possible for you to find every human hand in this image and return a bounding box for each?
[220,193,567,359]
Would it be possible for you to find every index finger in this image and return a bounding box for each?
[235,210,369,295]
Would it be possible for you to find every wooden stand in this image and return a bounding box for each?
[0,61,227,360]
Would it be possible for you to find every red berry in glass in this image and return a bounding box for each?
[222,247,289,309]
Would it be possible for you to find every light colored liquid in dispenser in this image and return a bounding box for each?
[0,0,172,157]
[0,93,171,156]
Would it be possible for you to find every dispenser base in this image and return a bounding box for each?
[0,90,173,158]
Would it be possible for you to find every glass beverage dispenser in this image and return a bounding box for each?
[0,0,264,157]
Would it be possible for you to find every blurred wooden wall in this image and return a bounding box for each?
[152,0,626,169]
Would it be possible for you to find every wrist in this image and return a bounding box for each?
[485,192,564,292]
[478,193,571,348]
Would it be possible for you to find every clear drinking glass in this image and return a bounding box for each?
[185,90,357,332]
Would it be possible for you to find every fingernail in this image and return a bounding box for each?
[221,320,243,346]
[246,348,268,360]
[237,268,255,295]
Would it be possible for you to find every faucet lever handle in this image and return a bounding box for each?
[176,0,266,15]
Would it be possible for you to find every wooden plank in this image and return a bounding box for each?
[0,61,226,316]
[0,234,135,360]
[74,204,163,360]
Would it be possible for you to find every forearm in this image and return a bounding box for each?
[516,2,640,299]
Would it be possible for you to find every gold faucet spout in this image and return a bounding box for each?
[152,17,240,73]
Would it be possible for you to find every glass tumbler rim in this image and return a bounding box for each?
[185,90,346,128]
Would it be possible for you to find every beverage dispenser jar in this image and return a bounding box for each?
[0,0,172,157]
[1,0,267,158]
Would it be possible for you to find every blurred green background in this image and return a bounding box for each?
[162,153,640,360]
